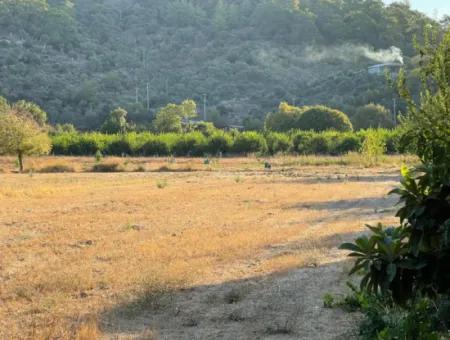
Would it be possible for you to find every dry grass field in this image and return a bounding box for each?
[0,156,414,339]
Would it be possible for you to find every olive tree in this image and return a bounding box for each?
[0,110,51,172]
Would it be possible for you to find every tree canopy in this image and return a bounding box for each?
[0,0,440,129]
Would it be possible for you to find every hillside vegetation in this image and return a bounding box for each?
[0,0,437,129]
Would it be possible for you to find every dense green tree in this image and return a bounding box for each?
[152,103,183,133]
[352,103,394,130]
[0,109,51,172]
[0,0,440,129]
[298,106,353,132]
[264,102,304,132]
[101,107,129,134]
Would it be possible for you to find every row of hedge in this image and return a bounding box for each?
[50,129,409,157]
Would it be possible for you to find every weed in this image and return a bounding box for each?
[156,179,168,189]
[323,293,335,308]
[94,150,103,163]
[234,176,244,183]
[224,287,248,304]
[38,164,75,173]
[91,162,124,172]
[134,165,147,172]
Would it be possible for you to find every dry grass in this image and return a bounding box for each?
[0,156,403,338]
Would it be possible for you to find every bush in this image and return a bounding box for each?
[352,103,394,130]
[139,138,170,156]
[291,131,314,154]
[232,131,267,154]
[104,137,133,156]
[91,162,124,172]
[206,132,233,155]
[297,106,353,132]
[38,164,75,173]
[266,132,292,154]
[360,129,387,165]
[308,135,330,154]
[171,132,207,156]
[50,130,402,157]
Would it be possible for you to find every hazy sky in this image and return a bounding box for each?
[384,0,450,19]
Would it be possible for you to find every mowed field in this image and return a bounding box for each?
[0,156,409,339]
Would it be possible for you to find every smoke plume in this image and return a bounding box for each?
[302,44,404,64]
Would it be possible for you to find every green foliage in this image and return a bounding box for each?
[232,131,268,154]
[265,132,292,155]
[152,103,183,133]
[352,104,394,130]
[0,0,436,129]
[297,106,353,132]
[50,129,402,158]
[397,28,450,166]
[139,137,170,156]
[101,107,129,134]
[95,150,103,162]
[13,100,48,127]
[341,29,450,340]
[265,103,353,132]
[0,109,51,172]
[171,132,207,157]
[207,132,233,155]
[360,129,387,165]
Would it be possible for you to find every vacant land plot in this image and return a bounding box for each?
[0,157,404,339]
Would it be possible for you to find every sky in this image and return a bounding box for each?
[384,0,450,19]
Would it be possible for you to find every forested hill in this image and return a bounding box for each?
[0,0,438,129]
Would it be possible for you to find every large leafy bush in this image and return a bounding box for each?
[340,28,450,338]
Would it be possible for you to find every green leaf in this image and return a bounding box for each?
[339,242,362,252]
[386,263,397,282]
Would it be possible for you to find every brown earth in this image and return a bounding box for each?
[0,156,402,339]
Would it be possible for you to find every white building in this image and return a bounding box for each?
[368,63,403,76]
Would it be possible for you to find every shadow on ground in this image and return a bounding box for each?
[100,233,363,340]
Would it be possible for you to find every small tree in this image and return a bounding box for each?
[101,107,129,134]
[297,105,353,132]
[264,102,304,132]
[152,99,198,133]
[352,103,394,130]
[0,110,51,172]
[152,103,183,133]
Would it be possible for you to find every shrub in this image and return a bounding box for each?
[91,162,124,172]
[352,103,394,130]
[232,131,267,154]
[333,134,362,155]
[291,131,314,154]
[207,132,233,155]
[171,132,207,156]
[139,138,170,156]
[360,129,387,165]
[297,106,353,132]
[308,135,330,154]
[265,132,292,154]
[104,138,132,156]
[264,102,304,132]
[38,164,75,173]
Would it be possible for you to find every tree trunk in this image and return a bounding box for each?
[18,152,23,173]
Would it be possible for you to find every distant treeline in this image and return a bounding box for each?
[51,129,410,157]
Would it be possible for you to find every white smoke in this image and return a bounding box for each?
[302,44,404,64]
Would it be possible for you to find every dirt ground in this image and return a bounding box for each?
[0,157,402,339]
